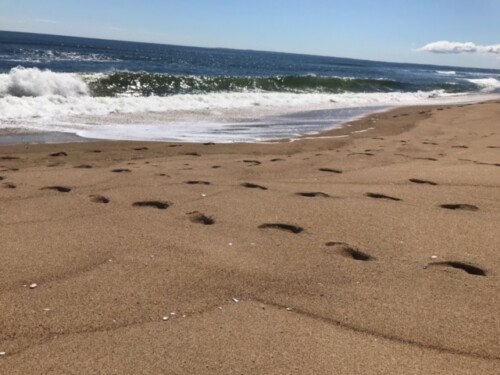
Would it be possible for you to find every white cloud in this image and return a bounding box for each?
[418,41,500,55]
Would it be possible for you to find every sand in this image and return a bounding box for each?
[0,101,499,374]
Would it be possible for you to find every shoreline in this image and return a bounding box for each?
[1,100,499,373]
[1,93,499,146]
[0,104,425,155]
[0,100,491,154]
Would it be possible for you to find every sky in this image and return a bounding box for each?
[0,0,499,69]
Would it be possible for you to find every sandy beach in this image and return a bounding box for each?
[0,101,499,374]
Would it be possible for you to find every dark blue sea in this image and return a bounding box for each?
[1,30,499,142]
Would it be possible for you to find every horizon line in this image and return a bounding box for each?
[1,29,498,72]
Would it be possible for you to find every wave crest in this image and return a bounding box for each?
[466,78,500,92]
[0,67,89,97]
[86,72,479,97]
[0,68,496,99]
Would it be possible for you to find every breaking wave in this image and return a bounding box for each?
[0,67,498,141]
[0,67,89,97]
[85,71,480,97]
[1,67,497,99]
[466,78,500,92]
[436,70,456,75]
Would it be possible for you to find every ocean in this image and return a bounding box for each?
[1,30,499,143]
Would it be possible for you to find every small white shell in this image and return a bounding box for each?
[29,283,38,289]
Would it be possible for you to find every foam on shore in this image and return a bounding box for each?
[1,67,499,143]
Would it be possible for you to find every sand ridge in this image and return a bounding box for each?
[0,101,499,374]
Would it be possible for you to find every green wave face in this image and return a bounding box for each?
[86,73,479,97]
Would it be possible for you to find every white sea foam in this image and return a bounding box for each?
[0,68,498,142]
[0,67,89,97]
[436,70,456,75]
[0,88,476,122]
[466,78,500,92]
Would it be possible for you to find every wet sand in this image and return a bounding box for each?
[0,101,499,374]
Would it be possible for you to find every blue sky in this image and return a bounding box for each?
[1,0,499,69]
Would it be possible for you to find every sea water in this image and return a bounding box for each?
[1,30,499,143]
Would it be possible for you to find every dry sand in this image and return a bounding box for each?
[0,101,499,374]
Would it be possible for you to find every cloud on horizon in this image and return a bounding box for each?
[418,41,500,55]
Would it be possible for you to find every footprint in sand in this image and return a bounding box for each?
[187,211,215,225]
[258,223,303,234]
[426,261,486,276]
[133,201,171,210]
[348,152,374,156]
[0,156,20,160]
[41,186,71,193]
[440,204,478,211]
[243,160,261,166]
[3,182,16,189]
[185,180,211,185]
[74,164,93,169]
[241,182,267,190]
[366,192,401,201]
[90,195,110,204]
[112,168,131,173]
[296,192,330,198]
[133,147,149,151]
[409,178,438,186]
[325,242,375,261]
[319,168,343,174]
[473,161,500,167]
[416,157,438,161]
[50,152,68,157]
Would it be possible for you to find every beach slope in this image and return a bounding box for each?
[0,102,499,374]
